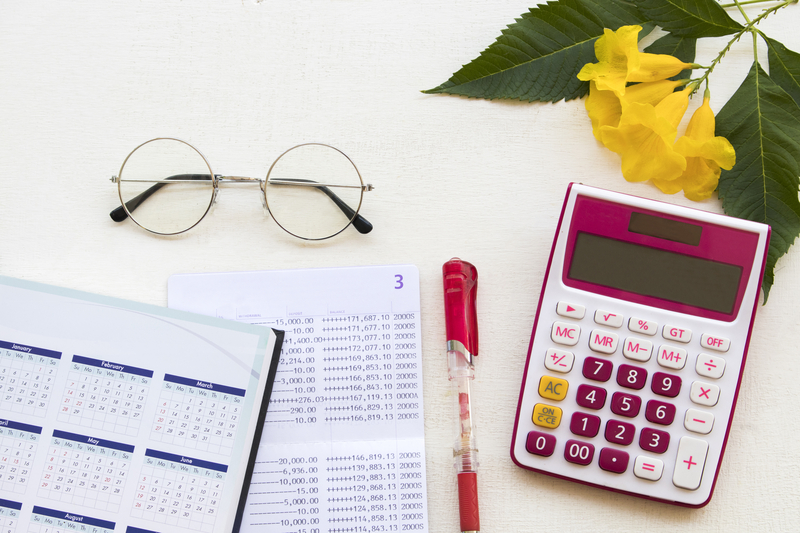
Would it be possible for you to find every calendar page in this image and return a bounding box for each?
[168,265,430,533]
[0,276,282,533]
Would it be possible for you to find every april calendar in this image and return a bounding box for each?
[0,276,282,533]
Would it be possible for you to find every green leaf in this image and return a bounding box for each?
[636,0,743,38]
[643,33,697,81]
[422,0,647,102]
[765,36,800,107]
[715,62,800,300]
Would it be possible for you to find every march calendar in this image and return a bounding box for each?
[0,276,283,533]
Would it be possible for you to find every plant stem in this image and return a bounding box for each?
[690,0,795,92]
[720,0,779,8]
[734,0,754,22]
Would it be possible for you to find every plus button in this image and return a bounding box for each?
[683,456,697,469]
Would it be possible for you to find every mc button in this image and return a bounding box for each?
[532,403,563,429]
[538,376,569,401]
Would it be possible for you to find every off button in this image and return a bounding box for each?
[532,403,563,429]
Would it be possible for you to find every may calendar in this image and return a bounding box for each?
[0,276,283,533]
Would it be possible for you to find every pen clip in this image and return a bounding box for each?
[443,258,479,362]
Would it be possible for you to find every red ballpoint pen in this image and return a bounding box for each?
[443,258,480,533]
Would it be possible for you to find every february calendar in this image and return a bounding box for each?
[0,276,283,533]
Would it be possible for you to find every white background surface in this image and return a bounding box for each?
[1,1,799,531]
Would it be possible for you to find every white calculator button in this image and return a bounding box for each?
[622,337,653,362]
[588,330,619,354]
[628,317,657,336]
[633,456,664,481]
[700,334,730,352]
[663,325,692,343]
[696,354,726,379]
[684,408,715,435]
[557,302,585,320]
[544,348,575,373]
[690,381,720,407]
[673,437,709,490]
[656,344,687,370]
[551,322,580,346]
[594,310,623,328]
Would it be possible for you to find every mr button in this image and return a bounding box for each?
[538,376,569,401]
[532,403,563,429]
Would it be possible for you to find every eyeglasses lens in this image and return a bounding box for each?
[118,139,214,235]
[265,144,364,240]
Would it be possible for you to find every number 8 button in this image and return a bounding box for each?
[616,364,647,390]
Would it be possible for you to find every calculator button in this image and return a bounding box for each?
[684,408,715,435]
[695,353,725,379]
[656,344,687,370]
[645,400,676,426]
[544,348,575,373]
[526,431,557,457]
[663,325,692,343]
[532,403,563,429]
[594,310,623,328]
[639,427,670,454]
[570,412,601,438]
[605,420,635,445]
[634,456,664,480]
[564,439,595,466]
[622,337,653,362]
[629,317,657,336]
[673,437,709,490]
[538,376,569,401]
[651,372,681,398]
[610,392,641,418]
[575,384,607,410]
[589,330,619,354]
[690,381,720,407]
[700,334,730,352]
[557,302,585,319]
[583,357,613,382]
[599,447,629,474]
[616,364,647,390]
[552,322,581,346]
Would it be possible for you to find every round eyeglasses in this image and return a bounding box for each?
[109,138,374,240]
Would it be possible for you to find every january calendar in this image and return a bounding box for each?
[0,276,283,533]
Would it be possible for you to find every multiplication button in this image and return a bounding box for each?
[690,381,720,407]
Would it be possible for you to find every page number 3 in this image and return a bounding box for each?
[394,275,404,289]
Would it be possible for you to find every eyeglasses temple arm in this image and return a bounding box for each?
[109,174,213,222]
[270,178,373,234]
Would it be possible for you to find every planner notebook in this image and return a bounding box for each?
[0,276,283,533]
[168,265,430,533]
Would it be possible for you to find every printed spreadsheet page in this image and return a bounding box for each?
[168,265,429,533]
[0,276,280,533]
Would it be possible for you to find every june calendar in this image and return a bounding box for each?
[0,276,283,533]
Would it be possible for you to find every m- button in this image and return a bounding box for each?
[551,322,580,346]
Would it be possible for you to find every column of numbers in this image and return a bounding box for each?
[0,421,41,493]
[0,347,59,417]
[0,503,21,533]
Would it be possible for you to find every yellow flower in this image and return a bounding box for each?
[577,25,696,96]
[652,93,736,201]
[598,87,692,183]
[585,78,688,141]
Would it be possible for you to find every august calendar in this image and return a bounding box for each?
[0,276,283,533]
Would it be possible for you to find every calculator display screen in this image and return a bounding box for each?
[568,232,743,314]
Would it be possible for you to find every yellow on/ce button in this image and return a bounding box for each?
[538,375,569,401]
[532,403,562,429]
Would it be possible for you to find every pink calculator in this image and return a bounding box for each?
[510,184,770,507]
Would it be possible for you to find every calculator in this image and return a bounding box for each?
[510,184,770,507]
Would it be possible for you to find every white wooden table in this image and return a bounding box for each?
[1,1,798,531]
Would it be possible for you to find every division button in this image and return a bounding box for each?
[551,321,580,346]
[557,302,585,320]
[673,436,709,490]
[684,409,715,435]
[696,353,726,379]
[629,317,658,336]
[599,447,630,474]
[634,456,664,481]
[594,310,623,328]
[526,430,557,457]
[589,329,619,354]
[700,334,730,352]
[690,381,720,407]
[544,348,575,374]
[663,325,692,343]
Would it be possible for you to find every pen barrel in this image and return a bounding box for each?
[457,472,480,533]
[449,349,479,473]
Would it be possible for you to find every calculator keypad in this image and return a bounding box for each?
[525,304,734,498]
